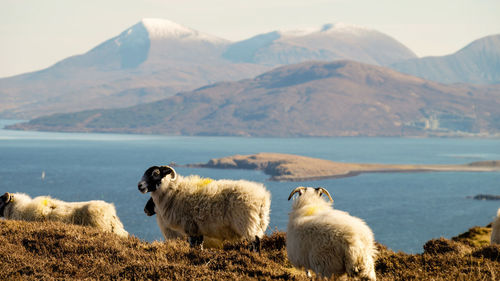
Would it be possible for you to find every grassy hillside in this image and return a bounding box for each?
[0,220,499,280]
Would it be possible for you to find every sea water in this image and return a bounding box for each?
[0,119,499,253]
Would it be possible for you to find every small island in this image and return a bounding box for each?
[468,194,500,201]
[186,153,500,181]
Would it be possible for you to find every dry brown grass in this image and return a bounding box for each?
[0,220,499,280]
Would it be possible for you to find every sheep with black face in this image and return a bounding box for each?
[138,165,271,250]
[287,186,377,280]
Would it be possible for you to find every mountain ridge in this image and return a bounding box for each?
[391,34,500,84]
[0,18,418,119]
[9,60,500,137]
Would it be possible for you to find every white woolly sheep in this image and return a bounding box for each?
[0,192,128,238]
[491,208,500,245]
[144,197,185,239]
[144,197,224,248]
[137,165,271,250]
[287,186,377,280]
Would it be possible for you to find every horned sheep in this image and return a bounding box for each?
[491,208,500,245]
[287,186,377,280]
[137,165,271,250]
[0,192,128,238]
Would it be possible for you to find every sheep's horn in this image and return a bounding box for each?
[288,187,306,201]
[161,166,177,181]
[316,187,333,202]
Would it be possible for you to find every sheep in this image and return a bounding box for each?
[0,192,128,238]
[491,208,500,245]
[144,197,185,239]
[137,165,271,250]
[287,186,377,280]
[144,197,225,248]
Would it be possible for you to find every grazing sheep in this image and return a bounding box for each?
[0,192,128,238]
[287,186,377,280]
[491,208,500,245]
[137,165,271,250]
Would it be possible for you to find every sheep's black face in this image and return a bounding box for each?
[0,192,12,217]
[138,166,176,193]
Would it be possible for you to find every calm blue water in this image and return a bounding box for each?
[0,119,499,253]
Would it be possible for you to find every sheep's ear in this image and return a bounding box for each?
[1,192,12,203]
[315,187,333,202]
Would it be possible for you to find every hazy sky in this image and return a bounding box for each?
[0,0,498,78]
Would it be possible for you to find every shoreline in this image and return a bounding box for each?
[185,153,500,181]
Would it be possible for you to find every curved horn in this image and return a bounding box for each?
[315,187,333,202]
[288,187,306,201]
[161,166,177,181]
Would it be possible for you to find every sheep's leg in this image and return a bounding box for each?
[186,219,203,249]
[250,235,261,252]
[188,235,204,249]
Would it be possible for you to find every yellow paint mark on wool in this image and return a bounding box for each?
[42,198,49,206]
[193,178,214,193]
[304,205,325,216]
[196,178,213,187]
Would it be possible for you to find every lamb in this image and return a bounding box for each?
[491,208,500,245]
[287,186,377,280]
[137,165,271,250]
[0,192,128,238]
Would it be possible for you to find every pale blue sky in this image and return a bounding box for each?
[0,0,498,78]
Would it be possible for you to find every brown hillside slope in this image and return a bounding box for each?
[10,60,500,137]
[1,220,499,280]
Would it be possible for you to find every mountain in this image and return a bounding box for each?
[222,23,417,66]
[10,60,500,137]
[0,20,416,119]
[0,19,267,119]
[390,34,500,84]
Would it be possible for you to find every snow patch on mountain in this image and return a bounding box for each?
[141,18,227,43]
[320,22,372,34]
[276,22,374,38]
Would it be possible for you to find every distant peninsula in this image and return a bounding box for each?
[468,194,500,201]
[186,153,500,181]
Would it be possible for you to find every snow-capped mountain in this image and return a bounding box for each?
[0,19,418,119]
[54,18,230,70]
[0,19,263,119]
[222,23,417,66]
